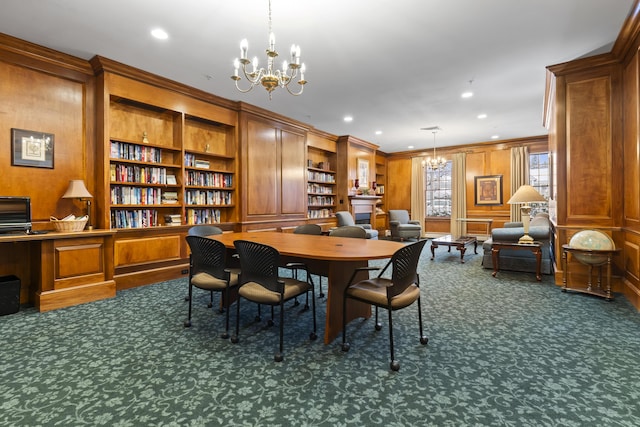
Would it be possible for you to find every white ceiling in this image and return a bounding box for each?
[0,0,635,153]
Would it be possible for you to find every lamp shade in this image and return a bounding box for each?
[62,180,92,199]
[507,185,545,204]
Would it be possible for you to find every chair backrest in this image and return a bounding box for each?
[188,225,223,236]
[293,224,322,235]
[388,210,410,224]
[386,239,428,298]
[186,235,228,280]
[335,211,356,227]
[329,225,367,238]
[233,240,282,293]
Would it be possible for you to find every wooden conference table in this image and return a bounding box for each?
[210,231,405,344]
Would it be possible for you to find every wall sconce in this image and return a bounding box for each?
[62,179,93,230]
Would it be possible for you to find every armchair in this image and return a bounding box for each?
[388,210,422,241]
[335,211,379,239]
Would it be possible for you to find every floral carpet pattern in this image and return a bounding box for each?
[1,248,640,426]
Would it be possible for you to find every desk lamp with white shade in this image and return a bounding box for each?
[507,185,546,244]
[62,180,93,230]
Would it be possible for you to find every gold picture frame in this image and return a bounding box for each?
[474,175,503,205]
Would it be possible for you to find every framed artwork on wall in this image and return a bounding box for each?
[11,128,54,169]
[474,175,503,205]
[357,158,369,188]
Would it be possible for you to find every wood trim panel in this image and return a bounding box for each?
[114,235,182,267]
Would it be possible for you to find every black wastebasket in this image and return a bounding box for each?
[0,275,20,315]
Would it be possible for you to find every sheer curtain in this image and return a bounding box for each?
[450,153,466,237]
[411,157,425,237]
[510,146,529,222]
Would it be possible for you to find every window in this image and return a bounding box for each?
[529,152,549,216]
[425,161,452,217]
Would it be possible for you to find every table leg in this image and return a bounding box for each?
[473,240,478,254]
[533,246,542,281]
[491,247,500,277]
[459,245,467,263]
[430,243,437,260]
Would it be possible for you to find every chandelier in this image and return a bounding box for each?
[231,0,307,99]
[421,126,446,170]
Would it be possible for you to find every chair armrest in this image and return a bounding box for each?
[348,266,380,285]
[361,224,372,230]
[389,220,400,226]
[284,262,308,271]
[408,220,421,226]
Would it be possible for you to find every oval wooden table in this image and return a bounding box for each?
[210,231,405,344]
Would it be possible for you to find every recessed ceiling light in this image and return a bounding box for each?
[477,114,487,119]
[408,145,414,149]
[491,135,500,139]
[151,28,169,40]
[343,116,353,122]
[375,130,382,135]
[461,91,473,99]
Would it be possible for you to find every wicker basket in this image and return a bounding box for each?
[50,216,88,232]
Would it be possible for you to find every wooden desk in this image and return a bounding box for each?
[210,231,404,344]
[0,230,116,311]
[456,218,493,241]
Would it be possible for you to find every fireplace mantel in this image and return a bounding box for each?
[348,196,382,229]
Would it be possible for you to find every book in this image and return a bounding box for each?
[195,159,210,169]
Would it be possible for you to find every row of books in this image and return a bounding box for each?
[110,209,158,228]
[308,196,335,206]
[307,208,334,219]
[307,183,335,195]
[186,208,222,225]
[307,171,335,183]
[110,140,162,163]
[185,190,232,206]
[185,170,232,188]
[184,153,212,168]
[110,163,171,185]
[111,187,164,205]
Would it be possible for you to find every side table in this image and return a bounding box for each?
[491,241,543,281]
[561,244,621,301]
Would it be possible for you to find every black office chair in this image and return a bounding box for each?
[231,239,317,362]
[185,225,224,307]
[184,235,240,339]
[341,239,428,371]
[291,223,325,299]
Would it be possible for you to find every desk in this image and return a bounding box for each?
[491,241,543,281]
[0,230,116,311]
[210,231,404,344]
[456,218,493,241]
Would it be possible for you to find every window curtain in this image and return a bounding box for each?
[411,157,426,237]
[510,146,529,222]
[450,153,466,237]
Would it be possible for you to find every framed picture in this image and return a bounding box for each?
[474,175,503,206]
[11,128,54,169]
[357,158,369,188]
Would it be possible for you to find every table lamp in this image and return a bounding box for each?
[62,179,93,230]
[507,185,546,244]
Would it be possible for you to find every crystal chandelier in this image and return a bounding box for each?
[231,0,307,99]
[421,126,446,170]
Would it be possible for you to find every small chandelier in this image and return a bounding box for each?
[421,126,446,170]
[231,0,307,99]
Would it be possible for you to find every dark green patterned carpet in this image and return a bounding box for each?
[1,247,640,426]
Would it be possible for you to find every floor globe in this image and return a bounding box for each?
[569,230,615,265]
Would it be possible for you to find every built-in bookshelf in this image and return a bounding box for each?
[307,163,336,219]
[102,95,237,229]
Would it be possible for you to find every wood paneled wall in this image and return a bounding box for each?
[385,137,547,236]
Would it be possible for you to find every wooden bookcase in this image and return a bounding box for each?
[307,132,338,222]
